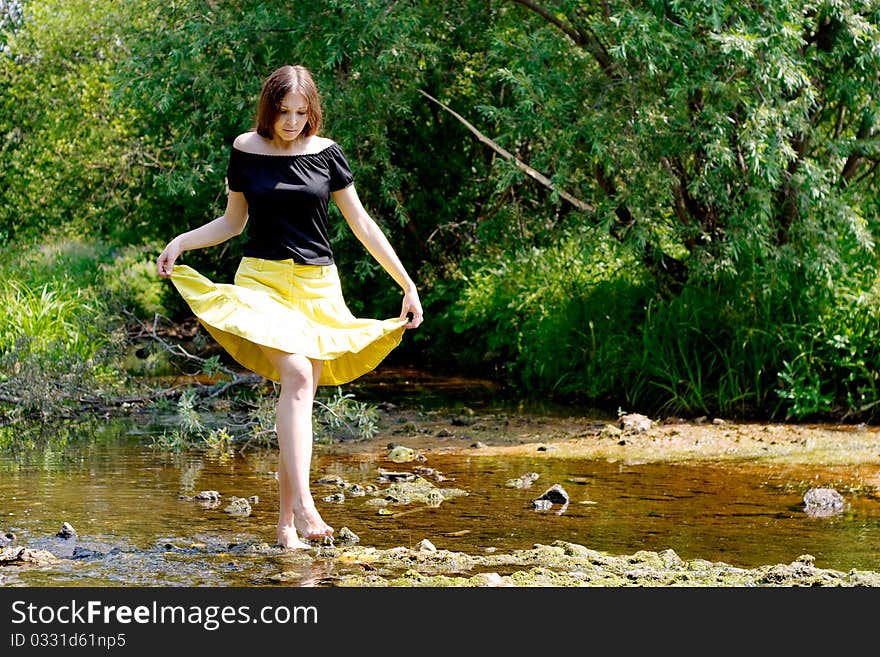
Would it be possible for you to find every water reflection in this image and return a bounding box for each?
[2,416,880,587]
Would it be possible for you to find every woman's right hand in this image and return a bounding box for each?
[156,239,182,278]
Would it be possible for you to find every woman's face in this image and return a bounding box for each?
[273,91,309,143]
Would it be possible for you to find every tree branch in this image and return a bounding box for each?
[418,89,593,212]
[509,0,617,76]
[853,158,879,186]
[122,310,264,400]
[509,0,581,42]
[774,133,808,244]
[840,114,875,184]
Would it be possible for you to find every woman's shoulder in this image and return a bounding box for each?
[232,131,262,152]
[296,135,341,157]
[230,133,341,157]
[307,136,337,152]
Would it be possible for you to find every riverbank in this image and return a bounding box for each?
[332,399,880,467]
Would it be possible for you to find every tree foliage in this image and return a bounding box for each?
[474,1,880,292]
[2,0,880,419]
[444,0,880,417]
[0,0,154,244]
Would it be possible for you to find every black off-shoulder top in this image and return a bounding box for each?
[226,142,355,264]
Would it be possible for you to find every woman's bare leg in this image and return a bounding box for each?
[259,346,332,549]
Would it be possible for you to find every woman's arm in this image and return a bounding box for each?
[332,184,424,329]
[157,191,249,278]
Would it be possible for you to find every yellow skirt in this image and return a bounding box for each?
[168,257,407,386]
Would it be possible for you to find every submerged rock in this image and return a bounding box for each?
[506,472,540,489]
[0,546,58,567]
[412,466,453,482]
[803,487,845,517]
[71,546,120,560]
[371,476,468,508]
[377,468,417,482]
[186,490,223,509]
[56,522,77,539]
[223,496,252,516]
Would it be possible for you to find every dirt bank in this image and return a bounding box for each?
[336,404,880,465]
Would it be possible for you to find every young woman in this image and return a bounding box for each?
[157,64,423,549]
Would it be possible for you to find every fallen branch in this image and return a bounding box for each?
[418,89,594,212]
[237,427,276,454]
[120,310,267,402]
[75,372,264,408]
[137,311,239,376]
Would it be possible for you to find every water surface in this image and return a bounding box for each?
[2,413,879,587]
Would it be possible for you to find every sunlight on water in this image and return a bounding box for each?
[2,413,880,586]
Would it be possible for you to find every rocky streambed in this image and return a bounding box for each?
[4,530,879,587]
[3,408,880,587]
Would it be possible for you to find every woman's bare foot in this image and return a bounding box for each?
[277,525,311,550]
[293,506,334,541]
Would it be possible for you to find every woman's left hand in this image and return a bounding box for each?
[400,289,424,329]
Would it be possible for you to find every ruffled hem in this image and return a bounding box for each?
[169,263,407,386]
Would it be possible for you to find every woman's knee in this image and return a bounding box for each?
[261,348,313,389]
[280,356,314,389]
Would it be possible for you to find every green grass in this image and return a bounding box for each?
[0,279,105,360]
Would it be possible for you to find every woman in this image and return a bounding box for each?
[156,64,424,550]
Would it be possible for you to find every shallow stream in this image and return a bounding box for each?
[3,404,880,586]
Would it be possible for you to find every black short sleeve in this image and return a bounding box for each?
[226,146,245,192]
[326,144,355,192]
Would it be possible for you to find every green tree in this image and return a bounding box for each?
[0,0,155,244]
[447,1,880,292]
[4,0,880,419]
[438,1,880,417]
